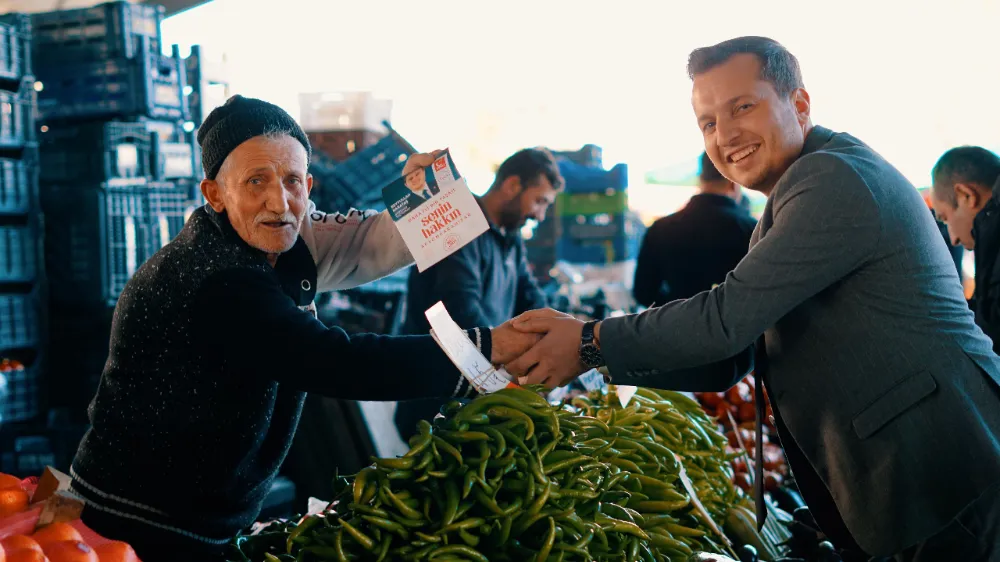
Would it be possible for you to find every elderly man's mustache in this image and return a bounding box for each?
[255,213,297,225]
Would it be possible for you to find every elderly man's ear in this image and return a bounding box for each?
[202,179,225,213]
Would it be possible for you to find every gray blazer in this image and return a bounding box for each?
[601,126,1000,555]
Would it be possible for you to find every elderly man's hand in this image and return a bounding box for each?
[490,319,542,366]
[402,150,445,176]
[504,309,589,388]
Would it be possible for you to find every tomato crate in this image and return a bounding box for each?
[0,291,39,351]
[0,359,41,424]
[0,225,38,283]
[39,120,195,184]
[0,157,33,216]
[0,78,36,150]
[31,1,164,64]
[35,37,187,123]
[0,14,32,87]
[41,185,171,306]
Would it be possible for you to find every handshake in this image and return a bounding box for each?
[487,308,602,389]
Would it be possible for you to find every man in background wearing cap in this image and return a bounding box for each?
[69,95,537,560]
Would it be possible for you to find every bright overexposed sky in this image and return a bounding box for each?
[163,0,1000,216]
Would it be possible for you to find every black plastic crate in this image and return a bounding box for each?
[42,185,159,306]
[312,134,413,212]
[0,157,33,215]
[0,14,32,87]
[35,37,187,123]
[31,1,163,65]
[0,292,39,350]
[148,188,188,253]
[0,225,37,283]
[0,78,36,150]
[39,119,195,184]
[0,359,40,424]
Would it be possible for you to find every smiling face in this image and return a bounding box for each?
[202,134,313,262]
[404,169,428,194]
[692,53,811,193]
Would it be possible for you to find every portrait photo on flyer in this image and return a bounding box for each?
[382,150,489,271]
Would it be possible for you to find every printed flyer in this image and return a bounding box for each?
[382,150,489,271]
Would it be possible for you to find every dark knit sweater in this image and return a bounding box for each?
[71,206,488,556]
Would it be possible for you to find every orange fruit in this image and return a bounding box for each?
[0,474,22,490]
[6,549,48,562]
[30,524,83,546]
[0,488,29,516]
[41,541,97,562]
[0,542,5,562]
[92,542,138,562]
[0,537,41,554]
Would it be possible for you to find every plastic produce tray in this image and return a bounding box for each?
[31,0,163,64]
[0,14,32,86]
[0,292,39,351]
[36,37,187,122]
[0,158,33,216]
[0,225,37,283]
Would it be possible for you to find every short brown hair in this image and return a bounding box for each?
[492,148,565,192]
[931,146,1000,207]
[688,36,804,97]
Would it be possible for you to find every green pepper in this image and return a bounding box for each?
[339,518,376,550]
[526,480,552,517]
[426,544,489,561]
[443,478,460,526]
[487,406,536,439]
[458,527,481,547]
[435,517,486,534]
[439,430,491,443]
[375,455,416,471]
[535,517,556,562]
[285,516,318,554]
[374,535,392,562]
[432,436,464,465]
[361,515,410,539]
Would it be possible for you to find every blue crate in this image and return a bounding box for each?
[557,212,644,264]
[0,225,37,283]
[0,158,33,215]
[0,292,39,351]
[31,1,163,64]
[0,14,32,87]
[35,37,187,123]
[558,161,628,194]
[0,360,40,424]
[552,144,603,168]
[313,134,413,212]
[41,184,173,306]
[39,119,195,184]
[0,78,36,150]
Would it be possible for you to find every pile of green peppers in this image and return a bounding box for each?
[233,386,738,561]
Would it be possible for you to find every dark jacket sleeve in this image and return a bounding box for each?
[420,241,496,328]
[514,239,547,315]
[632,225,667,307]
[194,268,490,401]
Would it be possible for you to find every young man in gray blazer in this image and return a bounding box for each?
[506,37,1000,560]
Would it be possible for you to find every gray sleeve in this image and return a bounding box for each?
[600,153,882,382]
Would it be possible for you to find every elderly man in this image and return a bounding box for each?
[69,96,534,560]
[507,37,1000,560]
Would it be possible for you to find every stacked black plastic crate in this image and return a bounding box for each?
[31,1,197,420]
[0,13,55,474]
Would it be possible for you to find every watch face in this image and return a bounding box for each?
[580,343,603,368]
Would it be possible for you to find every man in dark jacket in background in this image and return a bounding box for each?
[931,145,1000,351]
[394,148,563,440]
[632,151,757,307]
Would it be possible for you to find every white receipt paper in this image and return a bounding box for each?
[425,302,517,394]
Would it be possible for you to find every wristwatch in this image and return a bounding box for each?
[580,320,605,369]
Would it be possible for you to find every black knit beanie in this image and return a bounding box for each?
[196,95,312,180]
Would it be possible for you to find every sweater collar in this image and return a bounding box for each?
[201,205,317,306]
